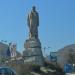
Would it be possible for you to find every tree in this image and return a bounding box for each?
[0,56,6,64]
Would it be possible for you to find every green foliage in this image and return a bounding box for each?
[7,63,32,75]
[31,64,41,72]
[0,57,6,64]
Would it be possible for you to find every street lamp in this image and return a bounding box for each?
[43,47,51,57]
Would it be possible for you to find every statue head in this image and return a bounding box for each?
[32,6,36,12]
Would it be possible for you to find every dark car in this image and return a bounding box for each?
[0,67,16,75]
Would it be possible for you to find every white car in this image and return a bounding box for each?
[0,67,16,75]
[66,73,75,75]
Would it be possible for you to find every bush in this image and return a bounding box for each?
[7,63,32,75]
[31,64,41,73]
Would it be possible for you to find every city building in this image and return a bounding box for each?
[0,42,22,64]
[0,42,10,64]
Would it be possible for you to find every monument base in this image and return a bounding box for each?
[23,38,44,66]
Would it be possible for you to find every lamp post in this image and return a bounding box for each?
[43,47,51,57]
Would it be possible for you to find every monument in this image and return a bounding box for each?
[23,6,44,65]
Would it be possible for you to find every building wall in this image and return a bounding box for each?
[0,42,10,64]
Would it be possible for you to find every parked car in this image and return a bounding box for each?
[0,67,16,75]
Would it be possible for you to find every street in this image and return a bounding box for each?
[66,73,75,75]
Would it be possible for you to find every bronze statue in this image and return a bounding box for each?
[27,6,39,39]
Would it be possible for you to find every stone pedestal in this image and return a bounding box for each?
[23,38,44,66]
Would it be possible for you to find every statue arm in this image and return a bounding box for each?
[27,14,30,27]
[35,12,39,26]
[37,13,39,26]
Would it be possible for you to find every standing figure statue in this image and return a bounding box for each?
[27,6,39,39]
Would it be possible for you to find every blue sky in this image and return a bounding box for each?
[0,0,75,56]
